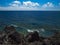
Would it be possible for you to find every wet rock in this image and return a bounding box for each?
[0,25,60,45]
[3,26,24,44]
[28,41,43,45]
[0,31,6,44]
[50,31,60,45]
[25,31,40,42]
[4,26,16,34]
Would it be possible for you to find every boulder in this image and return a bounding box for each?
[25,31,40,42]
[0,31,6,44]
[4,26,24,44]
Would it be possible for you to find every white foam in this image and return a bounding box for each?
[27,29,39,33]
[27,29,34,32]
[10,24,18,27]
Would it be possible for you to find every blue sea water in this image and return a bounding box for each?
[0,11,60,37]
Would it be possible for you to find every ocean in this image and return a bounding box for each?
[0,11,60,37]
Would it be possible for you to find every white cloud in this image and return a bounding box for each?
[42,2,54,8]
[23,1,40,8]
[0,1,40,10]
[9,1,21,7]
[9,1,40,8]
[0,1,60,11]
[0,6,40,11]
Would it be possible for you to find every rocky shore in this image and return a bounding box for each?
[0,25,60,45]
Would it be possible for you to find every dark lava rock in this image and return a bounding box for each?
[0,25,60,45]
[0,31,6,44]
[25,31,40,42]
[3,26,24,44]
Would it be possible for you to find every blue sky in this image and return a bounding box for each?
[0,0,60,10]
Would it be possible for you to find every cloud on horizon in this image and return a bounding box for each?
[0,1,60,11]
[9,1,21,7]
[42,2,54,8]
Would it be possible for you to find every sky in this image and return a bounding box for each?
[0,0,60,10]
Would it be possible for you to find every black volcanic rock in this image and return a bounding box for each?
[4,26,16,34]
[0,25,60,45]
[3,26,24,44]
[0,31,6,44]
[25,31,40,42]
